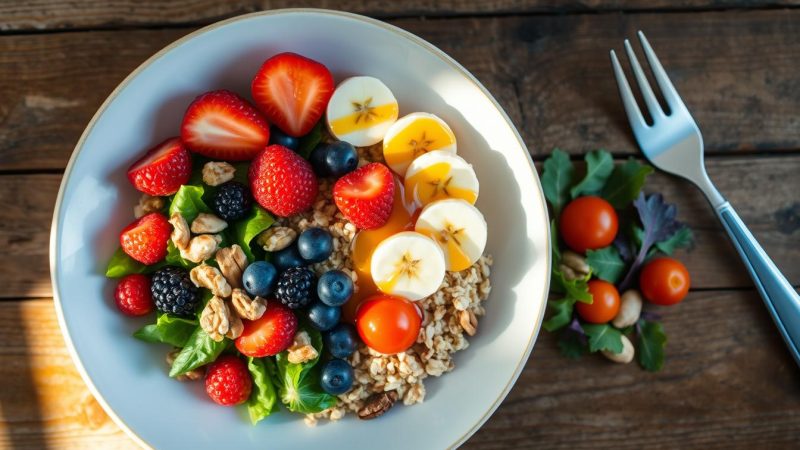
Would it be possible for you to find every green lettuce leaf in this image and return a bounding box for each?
[542,298,575,332]
[169,185,210,223]
[168,327,227,377]
[274,326,337,414]
[106,247,145,278]
[585,246,626,284]
[637,319,667,372]
[133,314,197,347]
[582,323,624,353]
[570,150,614,198]
[550,270,592,304]
[655,226,694,255]
[600,158,654,209]
[234,206,275,261]
[247,357,279,424]
[541,149,575,215]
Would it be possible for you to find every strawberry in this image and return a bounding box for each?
[114,274,154,316]
[249,145,318,217]
[204,355,252,406]
[127,137,191,196]
[251,52,334,137]
[333,163,395,229]
[119,213,171,265]
[180,89,270,161]
[235,302,298,357]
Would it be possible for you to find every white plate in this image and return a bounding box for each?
[50,9,551,449]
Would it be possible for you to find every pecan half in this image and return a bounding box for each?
[231,288,266,320]
[202,161,235,186]
[256,226,296,252]
[134,194,165,219]
[357,391,399,420]
[200,295,234,342]
[179,234,220,263]
[191,213,228,234]
[190,263,232,298]
[168,212,190,250]
[216,244,249,289]
[166,349,204,381]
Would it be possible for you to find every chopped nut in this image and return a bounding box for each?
[287,331,319,364]
[216,245,249,289]
[256,226,297,252]
[190,264,232,297]
[202,161,235,186]
[166,349,204,381]
[168,212,190,250]
[179,235,219,263]
[459,310,478,336]
[200,296,234,342]
[602,334,635,364]
[226,310,244,340]
[134,194,164,218]
[357,391,398,420]
[612,290,643,329]
[191,213,228,234]
[559,250,590,281]
[231,288,266,320]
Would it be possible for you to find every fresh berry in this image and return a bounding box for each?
[211,181,252,221]
[323,323,359,359]
[235,302,298,357]
[269,126,300,151]
[151,266,199,316]
[242,261,278,298]
[119,213,171,265]
[297,227,333,263]
[275,267,315,310]
[114,274,154,316]
[320,359,354,395]
[333,162,395,229]
[180,89,270,161]
[323,141,358,178]
[272,243,305,272]
[249,145,318,217]
[309,144,329,177]
[126,137,191,196]
[317,270,353,307]
[306,301,341,331]
[204,355,252,406]
[251,52,334,137]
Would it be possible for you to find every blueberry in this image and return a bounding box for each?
[242,261,277,298]
[320,359,354,395]
[306,301,341,331]
[309,144,329,177]
[323,141,358,177]
[269,127,299,150]
[271,243,305,272]
[297,227,333,263]
[323,323,359,359]
[317,270,353,306]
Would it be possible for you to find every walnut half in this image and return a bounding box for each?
[179,234,221,263]
[357,391,399,420]
[168,212,190,250]
[287,331,319,364]
[202,161,235,186]
[191,213,228,234]
[216,244,248,289]
[199,296,243,342]
[231,289,266,320]
[190,263,232,298]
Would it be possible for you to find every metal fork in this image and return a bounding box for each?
[610,31,800,366]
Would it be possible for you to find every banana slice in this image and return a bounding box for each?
[370,231,446,301]
[404,150,479,207]
[415,199,487,272]
[383,112,457,176]
[326,76,399,147]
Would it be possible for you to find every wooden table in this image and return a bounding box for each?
[2,1,799,448]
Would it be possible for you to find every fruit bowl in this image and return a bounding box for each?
[50,9,550,449]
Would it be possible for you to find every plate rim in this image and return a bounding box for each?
[49,8,552,449]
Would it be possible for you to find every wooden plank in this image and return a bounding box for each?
[5,154,800,299]
[2,9,800,170]
[1,1,798,31]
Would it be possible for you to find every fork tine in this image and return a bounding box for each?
[637,31,685,112]
[623,39,664,120]
[610,49,647,130]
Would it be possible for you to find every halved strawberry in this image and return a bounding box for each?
[251,52,334,137]
[119,213,171,265]
[127,137,191,196]
[180,89,270,161]
[333,163,395,229]
[235,302,298,357]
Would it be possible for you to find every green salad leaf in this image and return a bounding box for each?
[274,326,337,414]
[541,149,575,215]
[297,121,324,159]
[133,314,197,347]
[585,246,625,284]
[558,328,588,359]
[550,219,561,265]
[106,248,145,278]
[550,270,592,304]
[600,158,654,209]
[542,298,575,332]
[655,225,693,255]
[637,319,667,371]
[169,327,227,377]
[582,323,624,353]
[169,185,210,223]
[570,150,614,198]
[247,357,280,424]
[234,206,275,261]
[165,241,196,269]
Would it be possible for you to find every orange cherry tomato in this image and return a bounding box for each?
[559,196,618,253]
[576,280,621,324]
[639,257,690,306]
[355,294,421,355]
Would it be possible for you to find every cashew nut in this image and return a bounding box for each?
[179,234,220,263]
[612,289,643,329]
[559,250,590,280]
[602,334,635,364]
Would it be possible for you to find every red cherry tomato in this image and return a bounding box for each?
[559,196,619,253]
[576,280,621,324]
[639,257,690,305]
[355,294,421,355]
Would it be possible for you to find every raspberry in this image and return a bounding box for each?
[211,181,252,221]
[150,266,199,317]
[249,145,318,217]
[333,162,394,229]
[204,355,252,406]
[127,137,192,196]
[119,213,171,265]
[114,274,154,316]
[275,267,315,310]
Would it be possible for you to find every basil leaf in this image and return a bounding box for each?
[134,314,197,347]
[543,298,575,332]
[106,247,146,277]
[274,325,337,413]
[247,357,279,424]
[541,149,575,215]
[558,328,588,359]
[169,185,210,223]
[655,226,693,255]
[234,206,275,261]
[600,158,653,209]
[586,246,626,284]
[582,324,624,353]
[169,327,227,377]
[297,121,324,159]
[637,319,667,372]
[550,269,592,304]
[570,150,614,198]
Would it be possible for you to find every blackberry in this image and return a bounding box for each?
[275,267,315,310]
[211,182,252,221]
[151,266,199,316]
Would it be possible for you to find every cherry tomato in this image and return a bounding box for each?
[355,294,421,354]
[576,280,621,324]
[559,196,618,253]
[639,257,690,305]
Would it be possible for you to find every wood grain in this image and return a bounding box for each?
[2,9,800,170]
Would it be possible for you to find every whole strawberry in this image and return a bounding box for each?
[204,355,252,406]
[114,274,154,316]
[333,162,395,229]
[119,213,171,265]
[249,145,318,217]
[235,302,298,357]
[127,137,191,196]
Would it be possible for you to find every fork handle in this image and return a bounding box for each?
[716,202,800,365]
